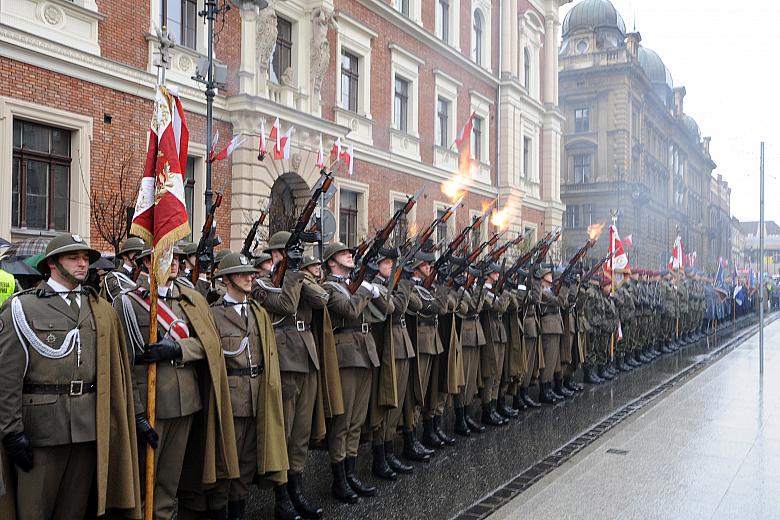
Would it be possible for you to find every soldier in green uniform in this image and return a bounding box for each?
[453,275,487,434]
[102,236,145,303]
[518,269,543,408]
[0,233,140,519]
[478,263,513,422]
[597,276,618,380]
[580,277,604,383]
[537,268,571,403]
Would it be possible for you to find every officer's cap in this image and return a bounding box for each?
[38,233,101,273]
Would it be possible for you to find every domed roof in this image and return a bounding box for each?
[638,47,673,89]
[681,115,701,141]
[562,0,626,37]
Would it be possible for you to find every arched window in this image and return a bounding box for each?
[473,10,483,65]
[523,47,531,88]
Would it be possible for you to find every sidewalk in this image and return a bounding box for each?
[490,318,780,520]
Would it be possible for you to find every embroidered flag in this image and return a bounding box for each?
[330,137,342,162]
[668,236,684,270]
[269,117,280,142]
[339,145,354,175]
[606,224,630,284]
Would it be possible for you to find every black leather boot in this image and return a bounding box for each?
[274,484,302,520]
[660,342,674,353]
[617,355,633,372]
[598,364,614,380]
[433,415,456,445]
[402,428,431,462]
[385,441,413,474]
[583,365,603,384]
[345,457,376,497]
[464,410,487,433]
[625,353,641,368]
[564,376,584,392]
[287,473,322,519]
[331,461,359,503]
[539,382,560,404]
[372,444,397,481]
[497,396,519,418]
[207,506,228,520]
[490,400,508,425]
[520,386,541,408]
[481,402,504,426]
[227,500,246,520]
[454,406,471,436]
[513,392,529,411]
[606,361,618,377]
[422,417,445,448]
[553,376,574,398]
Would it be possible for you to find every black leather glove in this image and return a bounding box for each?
[142,338,182,363]
[437,264,450,284]
[3,431,33,472]
[206,287,220,304]
[363,261,379,283]
[453,274,467,289]
[135,414,159,449]
[400,262,414,280]
[287,246,304,271]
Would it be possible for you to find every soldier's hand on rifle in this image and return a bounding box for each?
[135,413,160,449]
[363,260,380,283]
[3,431,33,472]
[453,273,467,289]
[142,338,183,362]
[206,288,221,304]
[437,264,451,284]
[401,261,414,280]
[287,246,304,271]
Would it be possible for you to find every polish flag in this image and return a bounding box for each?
[339,145,354,175]
[455,111,476,172]
[269,117,280,142]
[330,137,342,161]
[274,127,293,160]
[623,234,633,248]
[316,134,325,169]
[668,236,684,270]
[210,134,246,163]
[257,119,267,160]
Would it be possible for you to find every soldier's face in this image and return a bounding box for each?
[228,273,253,293]
[542,274,552,287]
[305,264,322,278]
[379,258,393,278]
[334,250,354,269]
[271,250,284,265]
[51,251,90,283]
[170,257,180,278]
[260,259,273,273]
[417,262,430,278]
[488,272,500,283]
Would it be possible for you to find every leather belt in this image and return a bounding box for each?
[334,324,371,334]
[391,317,407,328]
[417,318,438,326]
[23,381,96,396]
[273,321,311,332]
[463,315,480,321]
[227,366,263,378]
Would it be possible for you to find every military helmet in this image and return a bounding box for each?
[377,246,400,264]
[214,249,233,265]
[264,231,292,253]
[411,250,435,270]
[37,233,101,273]
[486,261,503,275]
[216,253,257,277]
[323,241,350,263]
[253,252,272,268]
[118,236,145,256]
[180,241,198,256]
[300,255,320,269]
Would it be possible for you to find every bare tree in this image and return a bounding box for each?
[91,150,138,255]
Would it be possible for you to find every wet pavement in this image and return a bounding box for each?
[491,315,780,520]
[244,315,771,519]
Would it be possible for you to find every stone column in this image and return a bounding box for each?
[238,4,258,97]
[544,18,556,104]
[510,0,519,78]
[501,0,512,78]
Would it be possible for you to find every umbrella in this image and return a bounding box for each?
[0,237,10,247]
[23,253,44,268]
[9,237,50,257]
[0,257,40,276]
[90,257,115,271]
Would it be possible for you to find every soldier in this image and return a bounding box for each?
[254,252,274,278]
[300,255,322,280]
[579,276,604,384]
[101,235,145,303]
[557,271,583,395]
[478,263,513,424]
[115,245,238,520]
[453,272,487,434]
[613,276,635,372]
[599,277,619,379]
[0,233,140,519]
[321,242,381,503]
[208,253,293,520]
[537,268,571,403]
[253,232,329,518]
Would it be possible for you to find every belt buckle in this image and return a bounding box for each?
[296,320,306,332]
[434,316,439,326]
[399,316,406,328]
[70,380,84,396]
[173,360,187,369]
[361,323,369,334]
[249,365,260,378]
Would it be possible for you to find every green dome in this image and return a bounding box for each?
[562,0,626,37]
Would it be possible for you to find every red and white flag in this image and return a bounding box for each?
[330,137,342,162]
[131,85,191,285]
[455,111,476,173]
[273,126,293,160]
[668,236,684,270]
[606,224,630,284]
[269,117,280,142]
[623,234,633,248]
[315,134,325,169]
[339,145,354,176]
[210,134,246,163]
[258,119,267,159]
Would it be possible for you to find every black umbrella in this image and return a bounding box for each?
[0,237,11,248]
[90,257,116,271]
[0,257,40,276]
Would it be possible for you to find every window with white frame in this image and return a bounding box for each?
[394,76,410,132]
[341,51,359,113]
[339,189,360,247]
[523,47,531,88]
[335,15,376,145]
[471,2,491,69]
[395,0,410,16]
[437,0,450,43]
[523,136,531,178]
[437,97,450,148]
[472,116,483,162]
[473,9,484,66]
[271,17,293,85]
[390,45,423,159]
[161,0,197,50]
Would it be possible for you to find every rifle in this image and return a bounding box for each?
[537,227,561,262]
[191,189,224,283]
[461,232,503,291]
[484,234,525,265]
[422,205,493,289]
[553,238,597,294]
[240,205,269,259]
[346,188,423,293]
[387,196,464,293]
[271,170,333,286]
[494,228,536,292]
[580,251,616,284]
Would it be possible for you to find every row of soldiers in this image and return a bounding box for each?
[0,230,726,520]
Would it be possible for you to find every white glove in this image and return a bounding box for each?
[361,280,380,298]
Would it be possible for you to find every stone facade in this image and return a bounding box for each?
[0,0,571,255]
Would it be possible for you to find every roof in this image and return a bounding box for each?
[739,221,780,237]
[638,47,673,89]
[562,0,626,37]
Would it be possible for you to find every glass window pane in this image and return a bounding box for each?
[27,160,49,195]
[165,0,183,47]
[184,0,197,49]
[13,120,22,148]
[12,158,20,228]
[22,122,50,153]
[51,128,71,156]
[53,164,69,230]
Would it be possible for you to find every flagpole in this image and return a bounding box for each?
[146,28,173,520]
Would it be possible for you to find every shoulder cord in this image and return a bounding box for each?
[11,297,81,373]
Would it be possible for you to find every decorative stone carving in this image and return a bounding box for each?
[281,66,294,87]
[310,7,337,96]
[178,54,193,72]
[42,5,63,26]
[255,0,278,80]
[291,153,301,172]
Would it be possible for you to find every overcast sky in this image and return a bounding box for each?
[559,0,780,224]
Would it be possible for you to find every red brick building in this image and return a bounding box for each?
[1,0,570,254]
